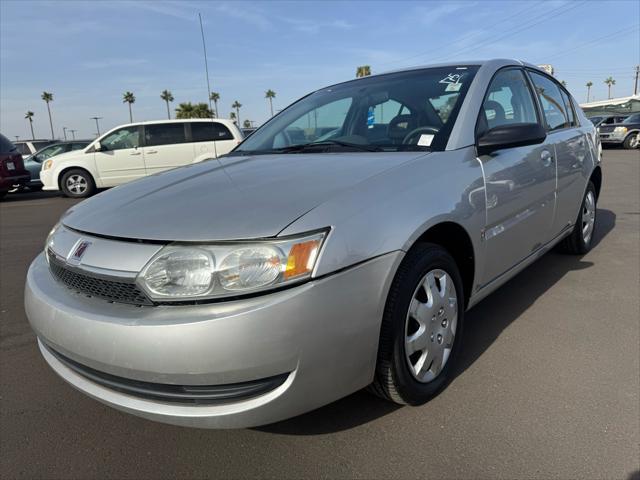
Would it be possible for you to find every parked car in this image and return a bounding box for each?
[22,140,91,190]
[14,139,57,159]
[26,59,601,428]
[598,113,640,149]
[588,114,627,127]
[39,119,243,197]
[241,127,257,138]
[0,134,31,198]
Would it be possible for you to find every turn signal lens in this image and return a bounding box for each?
[284,239,322,279]
[43,159,53,170]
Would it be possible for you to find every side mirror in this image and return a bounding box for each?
[477,123,546,155]
[94,141,103,152]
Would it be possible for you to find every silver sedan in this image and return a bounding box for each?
[25,59,601,428]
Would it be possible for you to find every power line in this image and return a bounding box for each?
[427,1,586,64]
[378,1,545,68]
[544,24,639,61]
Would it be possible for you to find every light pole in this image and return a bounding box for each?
[69,129,77,140]
[62,127,68,140]
[91,116,102,136]
[14,136,19,142]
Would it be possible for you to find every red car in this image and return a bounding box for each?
[0,133,31,199]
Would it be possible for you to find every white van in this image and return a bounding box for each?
[40,119,243,197]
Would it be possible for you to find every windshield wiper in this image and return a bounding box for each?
[237,140,384,155]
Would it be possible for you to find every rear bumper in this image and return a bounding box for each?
[25,251,402,428]
[0,173,30,191]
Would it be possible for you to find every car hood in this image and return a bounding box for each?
[63,152,427,241]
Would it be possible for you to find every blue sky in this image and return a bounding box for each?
[1,0,639,140]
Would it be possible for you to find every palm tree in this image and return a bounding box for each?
[231,101,242,126]
[41,92,54,139]
[604,77,616,99]
[586,81,593,102]
[356,65,371,78]
[122,91,136,122]
[25,111,35,140]
[243,119,252,128]
[160,90,174,119]
[265,89,276,117]
[174,102,213,119]
[560,80,567,87]
[209,92,220,118]
[229,112,237,123]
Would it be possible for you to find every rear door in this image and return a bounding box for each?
[477,67,557,285]
[189,121,237,158]
[142,123,190,174]
[94,126,146,186]
[527,70,588,236]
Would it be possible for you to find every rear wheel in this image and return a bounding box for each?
[558,181,597,254]
[371,243,464,405]
[623,133,639,149]
[60,169,95,198]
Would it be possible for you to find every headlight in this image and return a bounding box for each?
[136,230,328,301]
[44,222,61,263]
[43,159,53,170]
[613,126,628,135]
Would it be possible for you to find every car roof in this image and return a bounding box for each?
[113,118,238,128]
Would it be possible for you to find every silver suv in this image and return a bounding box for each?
[26,59,601,428]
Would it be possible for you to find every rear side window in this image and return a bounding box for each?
[191,122,234,142]
[144,123,187,146]
[0,134,17,154]
[14,143,31,155]
[480,69,539,133]
[33,141,55,150]
[528,71,570,131]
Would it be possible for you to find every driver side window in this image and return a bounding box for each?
[481,69,538,132]
[101,127,140,151]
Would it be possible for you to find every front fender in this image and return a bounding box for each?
[279,147,487,292]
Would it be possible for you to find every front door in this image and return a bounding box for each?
[477,68,557,286]
[95,126,145,186]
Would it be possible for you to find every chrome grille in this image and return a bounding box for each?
[48,250,151,305]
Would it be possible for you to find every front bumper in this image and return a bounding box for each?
[39,167,58,191]
[599,132,625,144]
[25,251,401,428]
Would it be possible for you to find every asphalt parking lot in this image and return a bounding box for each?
[1,149,638,479]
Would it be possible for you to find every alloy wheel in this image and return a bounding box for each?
[66,175,87,195]
[404,269,458,383]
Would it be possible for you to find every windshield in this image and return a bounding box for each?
[623,114,640,124]
[233,66,479,155]
[589,116,604,125]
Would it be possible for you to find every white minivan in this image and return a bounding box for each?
[40,119,242,197]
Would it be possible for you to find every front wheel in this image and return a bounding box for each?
[371,243,464,405]
[60,169,95,198]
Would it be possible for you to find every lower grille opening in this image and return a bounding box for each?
[45,344,289,405]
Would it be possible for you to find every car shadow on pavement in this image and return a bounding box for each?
[1,190,61,202]
[259,209,616,435]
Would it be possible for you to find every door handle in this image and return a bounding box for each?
[146,150,158,154]
[130,151,141,156]
[540,150,554,167]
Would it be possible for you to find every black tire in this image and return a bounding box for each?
[60,169,95,198]
[0,191,6,200]
[558,181,597,254]
[622,133,639,149]
[371,243,465,405]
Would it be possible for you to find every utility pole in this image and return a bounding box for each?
[634,65,639,96]
[91,116,102,136]
[199,13,213,114]
[14,136,19,142]
[62,127,68,140]
[69,129,77,140]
